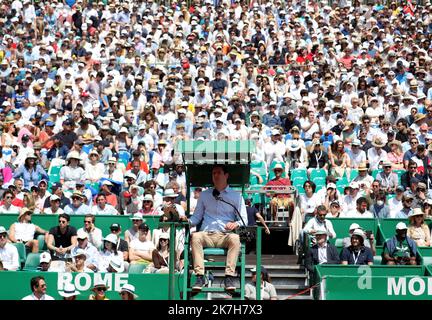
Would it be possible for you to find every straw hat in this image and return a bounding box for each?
[408,208,425,220]
[371,137,386,148]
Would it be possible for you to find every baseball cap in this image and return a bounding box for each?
[396,222,407,230]
[77,230,88,239]
[110,223,121,231]
[349,181,359,189]
[40,252,52,263]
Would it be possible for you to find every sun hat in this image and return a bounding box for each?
[163,188,178,198]
[109,255,125,273]
[119,284,138,299]
[103,233,118,244]
[59,283,81,298]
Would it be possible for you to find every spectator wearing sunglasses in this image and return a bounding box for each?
[0,190,20,214]
[0,225,19,271]
[89,280,109,300]
[109,223,129,262]
[401,162,425,190]
[9,207,48,253]
[302,205,336,244]
[46,213,77,261]
[119,284,138,300]
[22,276,54,300]
[64,191,90,215]
[396,192,415,219]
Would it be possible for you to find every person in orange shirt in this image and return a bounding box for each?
[39,121,56,150]
[126,148,149,174]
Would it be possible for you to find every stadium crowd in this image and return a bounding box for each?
[0,0,430,296]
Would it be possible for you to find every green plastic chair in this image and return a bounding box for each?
[23,253,41,271]
[128,263,147,274]
[394,169,406,184]
[309,169,327,180]
[290,168,308,180]
[348,169,359,181]
[336,177,349,190]
[12,242,27,269]
[37,234,47,252]
[334,238,344,247]
[372,169,382,179]
[293,176,307,187]
[49,165,62,176]
[314,177,326,191]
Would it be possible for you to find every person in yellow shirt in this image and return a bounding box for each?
[89,281,110,300]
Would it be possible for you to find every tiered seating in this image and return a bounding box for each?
[335,176,349,194]
[118,151,131,167]
[309,169,327,191]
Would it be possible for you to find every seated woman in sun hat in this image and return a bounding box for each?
[119,284,138,300]
[60,151,85,191]
[138,193,158,216]
[407,208,430,247]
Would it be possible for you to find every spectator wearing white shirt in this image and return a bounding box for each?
[341,197,374,218]
[0,191,20,214]
[0,226,19,271]
[388,186,405,218]
[319,107,337,134]
[302,205,337,243]
[91,194,119,215]
[70,229,100,271]
[352,164,374,189]
[76,216,103,252]
[340,182,361,216]
[348,139,367,169]
[367,136,388,170]
[263,129,285,168]
[22,276,55,300]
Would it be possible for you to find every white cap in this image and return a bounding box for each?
[273,163,284,170]
[396,222,407,230]
[40,252,51,263]
[77,230,88,239]
[349,181,359,189]
[349,223,361,231]
[50,195,60,201]
[327,183,336,189]
[271,129,281,135]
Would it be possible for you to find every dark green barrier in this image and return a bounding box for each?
[0,214,161,237]
[322,275,432,300]
[0,271,183,300]
[377,219,410,244]
[316,265,425,280]
[418,247,432,266]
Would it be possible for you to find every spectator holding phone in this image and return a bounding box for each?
[382,222,418,265]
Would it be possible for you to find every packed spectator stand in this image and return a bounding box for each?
[0,0,432,300]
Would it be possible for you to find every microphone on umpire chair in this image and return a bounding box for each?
[212,188,247,228]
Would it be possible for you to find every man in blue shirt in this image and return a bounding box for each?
[181,165,248,292]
